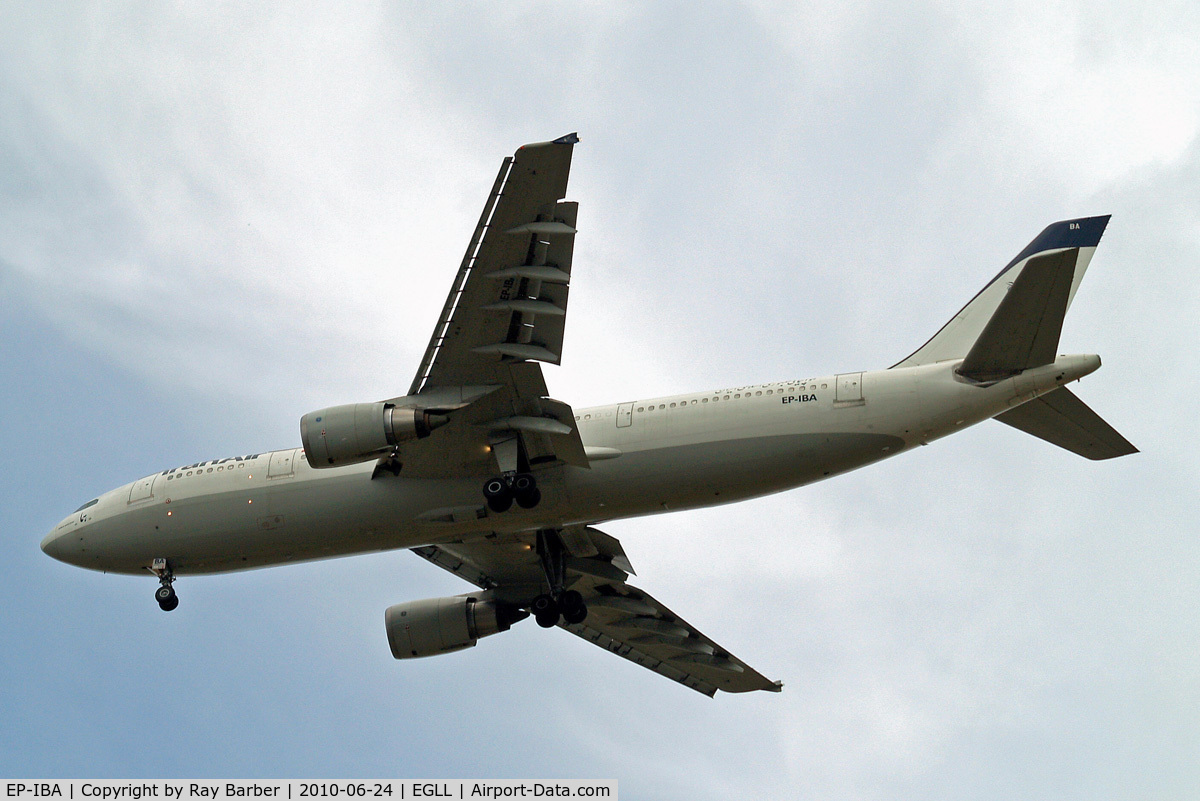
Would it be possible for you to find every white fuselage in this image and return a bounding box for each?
[41,355,1100,576]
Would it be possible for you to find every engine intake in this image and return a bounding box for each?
[384,595,528,659]
[300,402,448,468]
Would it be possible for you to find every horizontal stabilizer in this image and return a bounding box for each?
[958,248,1078,381]
[995,387,1138,460]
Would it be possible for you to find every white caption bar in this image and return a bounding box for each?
[2,783,616,801]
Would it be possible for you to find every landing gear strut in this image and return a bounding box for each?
[151,558,178,612]
[529,530,587,627]
[482,473,540,513]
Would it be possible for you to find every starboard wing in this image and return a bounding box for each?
[412,525,782,697]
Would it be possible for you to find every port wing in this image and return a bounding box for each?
[378,135,588,478]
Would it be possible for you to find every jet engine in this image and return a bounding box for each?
[300,402,448,468]
[385,594,528,659]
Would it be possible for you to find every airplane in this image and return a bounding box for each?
[41,133,1137,696]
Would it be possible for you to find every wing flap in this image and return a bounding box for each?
[561,584,782,696]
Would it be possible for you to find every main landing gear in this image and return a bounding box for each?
[530,530,587,628]
[151,558,178,612]
[532,590,588,627]
[482,473,541,513]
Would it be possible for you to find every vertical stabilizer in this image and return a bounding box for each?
[893,216,1110,369]
[956,247,1077,381]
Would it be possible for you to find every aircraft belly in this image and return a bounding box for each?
[87,465,483,575]
[567,431,906,518]
[176,473,476,573]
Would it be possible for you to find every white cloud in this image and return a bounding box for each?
[936,0,1200,200]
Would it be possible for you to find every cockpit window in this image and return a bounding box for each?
[74,498,99,513]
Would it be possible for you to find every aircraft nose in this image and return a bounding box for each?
[41,529,66,560]
[41,514,85,564]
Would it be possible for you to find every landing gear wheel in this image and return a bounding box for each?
[531,593,557,616]
[531,593,560,627]
[154,583,178,612]
[560,590,588,625]
[511,473,536,494]
[511,474,541,510]
[483,477,513,513]
[515,487,542,509]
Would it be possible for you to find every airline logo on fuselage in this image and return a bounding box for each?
[160,454,262,476]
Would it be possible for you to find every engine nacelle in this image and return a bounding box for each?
[300,402,448,468]
[384,595,527,659]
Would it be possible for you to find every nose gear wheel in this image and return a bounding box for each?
[155,584,178,611]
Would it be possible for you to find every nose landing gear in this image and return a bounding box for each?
[155,584,178,611]
[151,558,178,611]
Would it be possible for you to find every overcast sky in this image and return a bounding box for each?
[2,3,1197,799]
